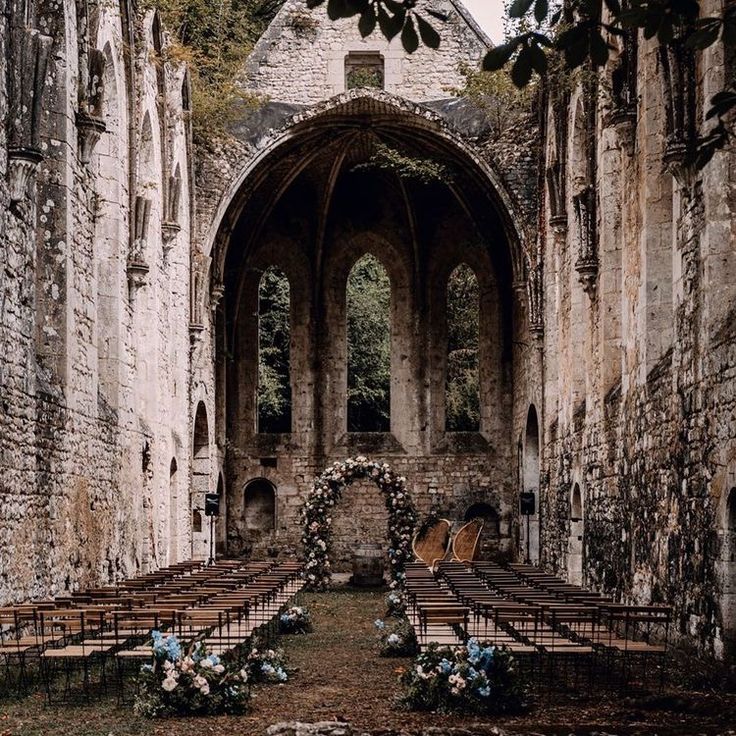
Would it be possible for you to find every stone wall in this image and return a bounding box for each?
[539,8,736,657]
[0,1,207,605]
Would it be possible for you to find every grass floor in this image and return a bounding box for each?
[1,588,735,736]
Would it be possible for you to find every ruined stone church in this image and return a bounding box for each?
[1,0,735,659]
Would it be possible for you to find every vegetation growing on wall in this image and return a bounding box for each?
[147,0,282,141]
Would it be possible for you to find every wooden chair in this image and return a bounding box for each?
[412,518,452,569]
[451,518,484,563]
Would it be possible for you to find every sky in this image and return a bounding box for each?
[462,0,506,43]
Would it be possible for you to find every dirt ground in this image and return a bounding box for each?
[1,588,735,736]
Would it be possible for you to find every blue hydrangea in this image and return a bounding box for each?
[374,619,385,630]
[439,658,453,674]
[477,685,491,698]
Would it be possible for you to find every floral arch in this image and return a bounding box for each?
[301,456,417,590]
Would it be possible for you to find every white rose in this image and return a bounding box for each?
[161,676,178,692]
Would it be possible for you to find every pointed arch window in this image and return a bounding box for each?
[347,254,390,432]
[257,267,292,433]
[445,264,480,432]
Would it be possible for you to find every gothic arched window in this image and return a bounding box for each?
[446,264,480,432]
[347,254,391,432]
[257,267,292,433]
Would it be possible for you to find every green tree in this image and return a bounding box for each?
[446,264,481,432]
[257,267,292,433]
[149,0,281,140]
[347,254,391,432]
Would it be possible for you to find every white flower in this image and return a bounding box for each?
[200,682,210,695]
[200,658,213,669]
[161,676,178,692]
[213,664,225,674]
[239,668,249,682]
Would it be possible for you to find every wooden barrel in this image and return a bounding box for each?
[352,543,385,587]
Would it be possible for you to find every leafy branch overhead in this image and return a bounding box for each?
[310,0,736,167]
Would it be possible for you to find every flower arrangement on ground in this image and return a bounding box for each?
[385,589,407,616]
[301,456,417,590]
[134,632,249,717]
[245,645,289,683]
[399,638,526,714]
[375,617,418,657]
[279,605,312,634]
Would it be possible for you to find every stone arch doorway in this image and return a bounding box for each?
[522,404,540,563]
[568,482,584,586]
[244,478,276,533]
[210,92,535,560]
[191,401,210,559]
[719,487,736,656]
[464,502,501,560]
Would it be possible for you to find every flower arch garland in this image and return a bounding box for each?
[301,456,417,590]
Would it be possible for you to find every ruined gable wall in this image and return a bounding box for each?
[243,0,488,104]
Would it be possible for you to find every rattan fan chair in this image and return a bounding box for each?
[412,518,452,570]
[451,518,484,563]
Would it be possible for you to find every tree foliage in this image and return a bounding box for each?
[258,267,292,433]
[147,0,281,140]
[446,264,480,433]
[347,254,391,432]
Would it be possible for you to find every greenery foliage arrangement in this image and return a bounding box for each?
[301,456,417,589]
[279,605,313,634]
[374,617,419,657]
[400,639,527,714]
[134,633,250,717]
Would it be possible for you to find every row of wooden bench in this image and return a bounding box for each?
[0,559,304,696]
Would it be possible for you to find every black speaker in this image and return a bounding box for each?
[519,491,536,516]
[204,493,220,517]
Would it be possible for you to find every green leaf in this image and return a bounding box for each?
[377,4,405,41]
[401,15,419,53]
[590,31,610,66]
[358,5,377,37]
[511,46,533,87]
[509,0,535,19]
[529,41,548,75]
[534,0,548,24]
[416,14,441,49]
[482,41,517,70]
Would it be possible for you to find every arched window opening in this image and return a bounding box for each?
[570,483,583,521]
[244,479,276,532]
[446,264,480,432]
[168,458,178,564]
[192,509,202,534]
[257,267,292,433]
[216,473,227,553]
[522,404,541,563]
[181,73,191,112]
[347,254,390,432]
[464,503,499,536]
[568,482,584,585]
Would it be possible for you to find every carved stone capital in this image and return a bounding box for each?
[575,256,598,295]
[8,146,43,203]
[76,112,106,165]
[127,259,150,301]
[161,221,182,251]
[607,106,637,157]
[211,282,225,310]
[549,214,568,233]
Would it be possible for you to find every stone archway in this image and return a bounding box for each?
[302,456,417,590]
